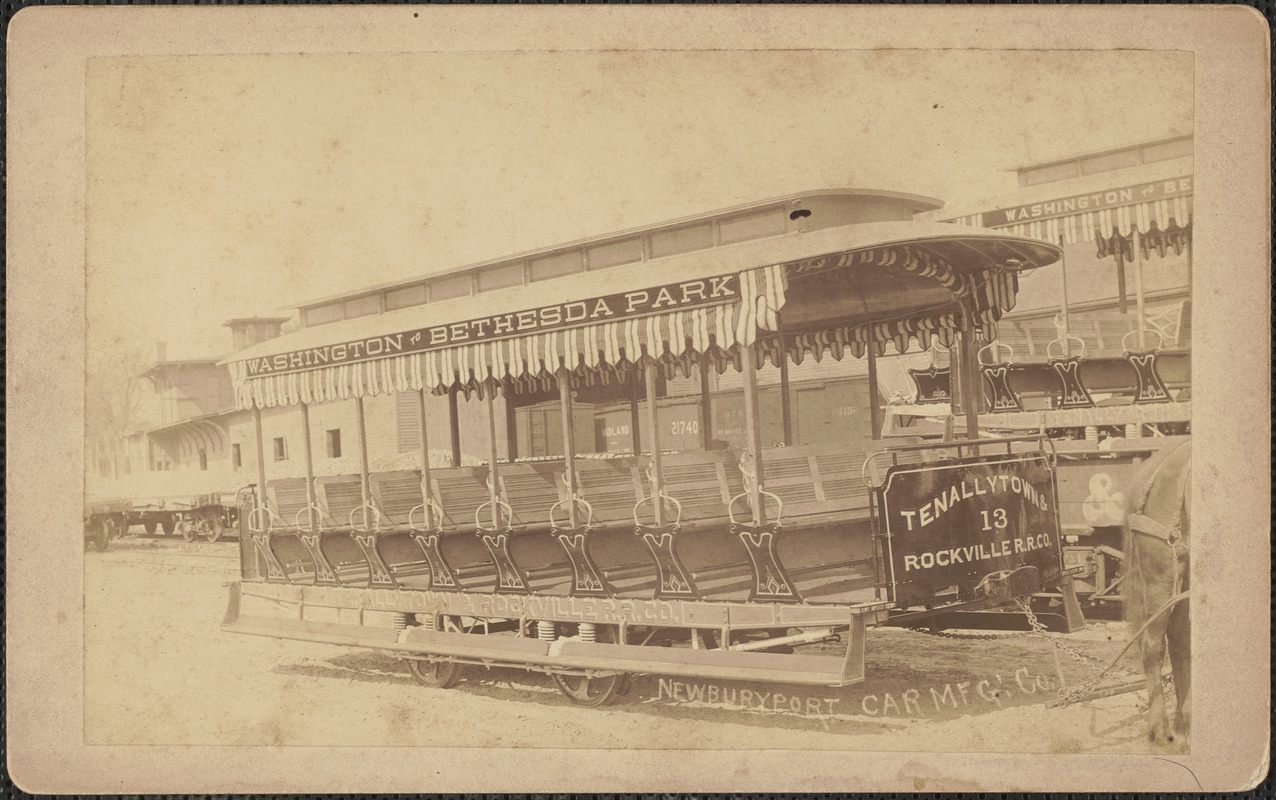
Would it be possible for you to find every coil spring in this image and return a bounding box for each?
[537,620,556,641]
[391,613,408,630]
[417,614,437,631]
[578,623,596,643]
[1125,423,1140,439]
[1084,425,1099,442]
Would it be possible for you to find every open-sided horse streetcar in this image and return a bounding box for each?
[220,190,1084,704]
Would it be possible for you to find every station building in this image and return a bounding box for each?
[129,319,288,479]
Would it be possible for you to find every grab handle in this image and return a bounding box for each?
[247,506,276,535]
[727,489,784,526]
[475,497,513,532]
[634,493,683,530]
[549,495,595,530]
[349,503,384,534]
[294,504,325,534]
[1046,335,1087,360]
[407,498,445,532]
[977,341,1015,366]
[1121,328,1164,353]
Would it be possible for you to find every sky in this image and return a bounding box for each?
[86,49,1192,365]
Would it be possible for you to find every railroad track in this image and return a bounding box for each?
[88,540,239,572]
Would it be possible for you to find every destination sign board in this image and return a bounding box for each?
[238,274,741,378]
[983,176,1192,226]
[880,452,1063,607]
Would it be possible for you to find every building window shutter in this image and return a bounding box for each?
[396,391,422,453]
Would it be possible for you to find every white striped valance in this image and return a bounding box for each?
[951,196,1193,247]
[756,313,969,366]
[232,265,787,410]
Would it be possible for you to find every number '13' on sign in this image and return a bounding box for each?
[981,508,1008,531]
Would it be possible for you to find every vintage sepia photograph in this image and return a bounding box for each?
[7,6,1269,794]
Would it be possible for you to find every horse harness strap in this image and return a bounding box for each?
[1127,512,1184,549]
[1129,441,1192,556]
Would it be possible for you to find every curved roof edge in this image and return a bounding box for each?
[222,221,1058,367]
[291,188,945,311]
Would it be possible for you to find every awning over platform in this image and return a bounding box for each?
[952,196,1193,259]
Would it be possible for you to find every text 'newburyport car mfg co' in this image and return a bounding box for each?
[221,190,1090,705]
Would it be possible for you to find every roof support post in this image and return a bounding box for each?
[417,388,434,529]
[300,402,317,531]
[503,377,518,462]
[958,313,981,450]
[867,343,881,441]
[485,385,502,530]
[643,361,664,526]
[629,370,642,456]
[1113,240,1128,315]
[741,345,766,525]
[1060,236,1074,356]
[947,336,962,422]
[355,395,371,513]
[1133,229,1147,349]
[777,315,792,447]
[698,356,712,450]
[558,370,578,528]
[252,405,268,518]
[448,386,462,467]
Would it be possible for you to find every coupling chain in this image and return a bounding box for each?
[1015,598,1120,671]
[906,598,1145,709]
[1014,597,1140,708]
[906,626,1034,641]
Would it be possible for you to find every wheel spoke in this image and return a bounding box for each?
[405,657,461,689]
[549,623,627,707]
[551,671,624,706]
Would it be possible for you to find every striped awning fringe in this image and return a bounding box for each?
[232,265,787,409]
[953,196,1193,249]
[757,313,1000,367]
[789,244,961,291]
[1095,220,1192,261]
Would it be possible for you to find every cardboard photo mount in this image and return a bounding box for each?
[5,6,1270,793]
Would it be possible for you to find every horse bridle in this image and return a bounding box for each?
[1128,441,1192,559]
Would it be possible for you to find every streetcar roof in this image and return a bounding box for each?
[290,188,946,313]
[227,222,1057,366]
[221,192,1060,410]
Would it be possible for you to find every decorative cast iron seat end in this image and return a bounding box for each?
[728,489,801,604]
[246,506,295,584]
[407,500,459,591]
[634,492,699,601]
[1047,336,1095,410]
[476,496,530,594]
[551,496,613,598]
[907,365,952,404]
[1122,329,1173,405]
[347,503,397,588]
[978,342,1023,413]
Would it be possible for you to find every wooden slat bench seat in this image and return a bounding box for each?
[311,475,382,584]
[262,478,332,583]
[303,443,891,600]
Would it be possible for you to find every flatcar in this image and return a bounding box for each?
[220,190,1082,704]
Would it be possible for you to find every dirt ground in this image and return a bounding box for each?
[84,534,1178,755]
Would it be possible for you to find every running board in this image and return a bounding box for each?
[223,610,867,688]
